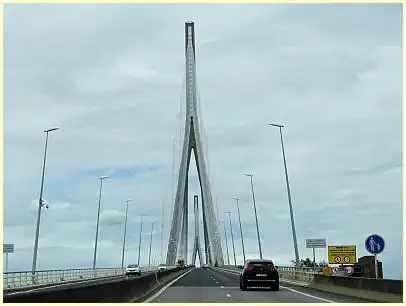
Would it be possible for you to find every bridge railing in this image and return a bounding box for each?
[278,266,320,282]
[3,266,165,290]
[219,265,321,282]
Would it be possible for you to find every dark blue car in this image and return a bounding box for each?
[239,259,279,291]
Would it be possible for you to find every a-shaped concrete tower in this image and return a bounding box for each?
[166,22,224,266]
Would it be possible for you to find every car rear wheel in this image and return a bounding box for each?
[271,283,279,291]
[241,280,247,291]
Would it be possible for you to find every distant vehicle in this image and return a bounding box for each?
[158,264,167,271]
[214,261,218,267]
[202,264,209,268]
[239,259,279,291]
[176,258,185,268]
[126,264,141,276]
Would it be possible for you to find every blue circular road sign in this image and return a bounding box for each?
[365,234,385,255]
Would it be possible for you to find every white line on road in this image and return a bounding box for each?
[216,281,219,284]
[143,268,196,303]
[216,267,336,303]
[226,294,231,298]
[221,286,224,288]
[280,286,335,303]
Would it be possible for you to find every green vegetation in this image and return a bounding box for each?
[290,257,328,268]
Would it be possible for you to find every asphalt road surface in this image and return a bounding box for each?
[148,267,373,303]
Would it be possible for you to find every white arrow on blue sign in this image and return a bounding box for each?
[365,234,385,255]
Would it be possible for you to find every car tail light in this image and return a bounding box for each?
[245,267,254,271]
[271,267,277,271]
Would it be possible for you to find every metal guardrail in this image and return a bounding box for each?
[3,266,164,290]
[220,265,320,283]
[278,266,319,282]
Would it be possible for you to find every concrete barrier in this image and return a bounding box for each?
[3,267,191,303]
[309,274,403,303]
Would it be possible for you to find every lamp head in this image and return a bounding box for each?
[269,123,284,128]
[44,127,59,133]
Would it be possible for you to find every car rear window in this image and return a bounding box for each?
[247,261,274,268]
[127,265,137,268]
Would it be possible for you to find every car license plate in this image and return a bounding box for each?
[256,274,267,276]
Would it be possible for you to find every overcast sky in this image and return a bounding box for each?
[4,4,402,279]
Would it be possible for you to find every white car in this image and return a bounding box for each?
[158,264,167,271]
[126,264,141,276]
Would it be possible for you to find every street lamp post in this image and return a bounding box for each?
[32,127,59,278]
[269,123,300,267]
[93,175,109,269]
[148,222,155,267]
[233,197,246,264]
[226,212,237,266]
[137,214,145,267]
[244,173,263,259]
[121,199,132,268]
[220,220,230,265]
[160,200,164,264]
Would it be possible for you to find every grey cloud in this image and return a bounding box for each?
[350,158,402,176]
[100,209,125,226]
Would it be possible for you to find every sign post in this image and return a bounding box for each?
[365,234,385,279]
[306,239,326,272]
[3,244,14,274]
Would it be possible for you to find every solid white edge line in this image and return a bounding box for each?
[216,267,337,303]
[280,286,335,303]
[143,268,196,303]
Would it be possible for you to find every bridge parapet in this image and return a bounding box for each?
[220,265,317,282]
[3,266,177,291]
[3,266,188,303]
[311,273,402,302]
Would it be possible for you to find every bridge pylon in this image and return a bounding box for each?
[166,22,224,266]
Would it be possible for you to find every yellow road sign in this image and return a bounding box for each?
[322,266,332,275]
[328,245,357,264]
